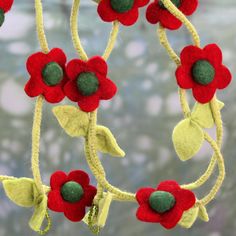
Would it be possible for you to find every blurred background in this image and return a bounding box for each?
[0,0,235,235]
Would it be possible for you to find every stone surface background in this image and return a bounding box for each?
[0,1,235,236]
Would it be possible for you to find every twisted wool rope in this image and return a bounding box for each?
[0,0,226,233]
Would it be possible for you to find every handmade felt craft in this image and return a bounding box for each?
[0,0,232,235]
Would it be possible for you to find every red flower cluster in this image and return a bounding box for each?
[97,0,150,26]
[136,180,195,229]
[25,48,117,112]
[146,0,198,30]
[176,44,232,103]
[0,0,14,27]
[48,170,97,222]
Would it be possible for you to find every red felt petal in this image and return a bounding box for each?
[68,170,90,188]
[146,3,160,24]
[100,78,117,100]
[158,9,182,30]
[47,190,65,212]
[66,59,87,80]
[160,205,183,229]
[135,0,150,7]
[192,84,216,103]
[43,86,65,104]
[97,0,117,22]
[118,7,139,26]
[175,66,194,89]
[48,48,67,67]
[216,65,232,89]
[82,185,97,206]
[87,56,108,76]
[26,52,48,77]
[64,206,86,222]
[136,188,155,204]
[174,189,196,211]
[24,78,43,97]
[157,180,180,192]
[64,80,82,102]
[203,44,223,67]
[0,0,14,12]
[50,171,67,190]
[77,94,100,112]
[179,0,198,16]
[136,204,161,223]
[180,45,203,65]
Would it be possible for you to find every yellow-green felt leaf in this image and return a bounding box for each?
[53,105,89,137]
[97,192,113,227]
[192,100,224,128]
[3,178,35,207]
[178,206,199,228]
[96,126,125,157]
[198,204,209,222]
[172,118,204,161]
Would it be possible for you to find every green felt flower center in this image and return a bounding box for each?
[110,0,134,13]
[42,62,64,86]
[76,72,99,96]
[61,181,84,203]
[192,60,215,85]
[159,0,181,9]
[0,9,5,27]
[149,191,175,213]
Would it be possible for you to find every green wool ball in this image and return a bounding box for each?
[192,60,215,85]
[110,0,134,13]
[42,62,64,86]
[61,181,84,203]
[77,72,99,96]
[159,0,181,9]
[149,191,175,213]
[0,9,5,27]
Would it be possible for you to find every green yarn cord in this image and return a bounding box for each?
[192,60,215,85]
[0,9,5,27]
[159,0,181,9]
[77,72,99,96]
[60,181,84,203]
[110,0,134,13]
[149,191,175,213]
[42,62,63,86]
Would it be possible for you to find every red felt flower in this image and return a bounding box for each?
[48,170,97,222]
[176,44,232,103]
[146,0,198,30]
[97,0,150,26]
[64,56,117,112]
[0,0,14,13]
[136,180,196,229]
[25,48,68,103]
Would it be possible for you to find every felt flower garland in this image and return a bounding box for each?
[176,44,232,103]
[146,0,198,30]
[97,0,150,26]
[0,0,14,27]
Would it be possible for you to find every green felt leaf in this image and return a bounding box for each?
[96,126,125,157]
[178,206,199,228]
[192,100,224,128]
[172,118,204,161]
[198,204,209,222]
[3,178,35,207]
[53,105,89,137]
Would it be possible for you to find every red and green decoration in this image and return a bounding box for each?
[97,0,150,26]
[146,0,198,30]
[47,170,97,222]
[64,56,117,112]
[25,48,68,103]
[136,180,196,229]
[176,44,232,103]
[0,0,14,27]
